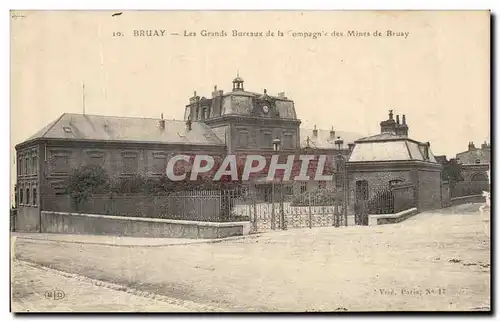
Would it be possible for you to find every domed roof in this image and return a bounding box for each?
[233,75,244,83]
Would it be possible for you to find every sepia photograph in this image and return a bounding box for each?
[9,10,491,313]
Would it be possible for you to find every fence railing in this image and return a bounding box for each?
[365,184,415,215]
[43,188,252,222]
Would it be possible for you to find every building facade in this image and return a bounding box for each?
[346,111,444,212]
[15,75,363,231]
[456,141,490,182]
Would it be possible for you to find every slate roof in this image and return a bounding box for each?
[299,128,364,150]
[349,132,438,163]
[24,113,225,146]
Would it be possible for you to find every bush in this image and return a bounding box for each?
[65,165,110,209]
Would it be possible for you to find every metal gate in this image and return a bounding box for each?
[244,183,348,232]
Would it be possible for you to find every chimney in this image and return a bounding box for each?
[380,110,397,134]
[159,113,165,130]
[330,126,335,139]
[278,92,287,99]
[397,114,409,137]
[481,141,488,149]
[468,141,475,151]
[186,116,192,131]
[312,125,318,137]
[396,115,400,124]
[348,143,355,152]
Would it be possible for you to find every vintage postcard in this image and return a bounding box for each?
[10,10,490,312]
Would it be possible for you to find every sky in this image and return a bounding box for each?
[10,10,490,197]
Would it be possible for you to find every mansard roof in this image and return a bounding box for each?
[349,132,438,163]
[19,113,225,147]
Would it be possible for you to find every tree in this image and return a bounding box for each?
[65,165,110,210]
[443,158,463,182]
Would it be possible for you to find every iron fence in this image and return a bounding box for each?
[43,188,252,222]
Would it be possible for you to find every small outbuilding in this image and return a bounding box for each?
[346,111,444,213]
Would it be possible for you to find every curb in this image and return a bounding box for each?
[15,259,228,312]
[14,233,262,248]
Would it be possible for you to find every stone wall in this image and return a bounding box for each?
[40,211,249,239]
[417,169,443,211]
[15,205,40,232]
[441,182,452,207]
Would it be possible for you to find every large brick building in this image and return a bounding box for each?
[15,75,363,231]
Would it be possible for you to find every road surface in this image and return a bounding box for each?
[11,203,490,312]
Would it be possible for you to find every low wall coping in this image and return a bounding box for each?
[41,211,250,228]
[451,194,483,201]
[369,207,418,220]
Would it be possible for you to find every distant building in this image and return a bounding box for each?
[456,141,490,182]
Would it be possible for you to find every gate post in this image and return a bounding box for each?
[308,192,312,229]
[271,181,276,230]
[253,192,258,232]
[279,183,286,230]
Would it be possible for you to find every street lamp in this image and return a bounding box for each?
[334,136,345,227]
[271,138,281,230]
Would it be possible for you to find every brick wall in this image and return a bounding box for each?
[417,169,442,211]
[347,170,411,213]
[43,144,225,194]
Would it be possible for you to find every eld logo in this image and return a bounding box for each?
[44,289,65,301]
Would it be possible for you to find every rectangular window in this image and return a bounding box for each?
[122,154,139,174]
[19,188,23,204]
[53,155,70,173]
[25,157,29,174]
[237,131,249,148]
[32,155,37,175]
[262,132,272,148]
[32,186,37,206]
[26,187,30,205]
[55,188,66,196]
[300,182,307,194]
[319,181,326,189]
[152,153,167,175]
[283,134,293,149]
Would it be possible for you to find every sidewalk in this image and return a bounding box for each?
[11,232,260,247]
[11,260,198,312]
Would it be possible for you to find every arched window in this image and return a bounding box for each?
[471,173,488,181]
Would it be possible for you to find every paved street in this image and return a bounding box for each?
[11,203,490,312]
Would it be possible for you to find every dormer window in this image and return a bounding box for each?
[475,159,481,164]
[63,127,72,133]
